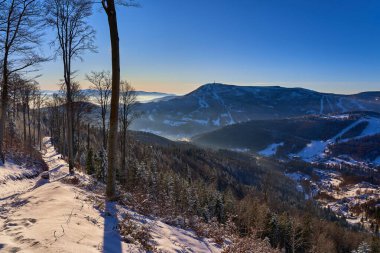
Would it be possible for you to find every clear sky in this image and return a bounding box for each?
[39,0,380,94]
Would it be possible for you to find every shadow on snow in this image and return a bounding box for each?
[102,201,122,253]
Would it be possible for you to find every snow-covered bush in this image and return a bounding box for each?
[352,241,371,253]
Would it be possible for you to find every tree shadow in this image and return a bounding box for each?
[48,164,65,174]
[102,201,122,253]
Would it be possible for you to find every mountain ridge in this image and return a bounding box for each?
[131,83,380,139]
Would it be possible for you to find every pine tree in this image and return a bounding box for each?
[86,148,95,175]
[263,213,280,248]
[95,148,108,182]
[149,160,158,201]
[214,193,225,223]
[165,175,175,213]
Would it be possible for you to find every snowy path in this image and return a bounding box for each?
[0,138,129,252]
[0,138,69,200]
[0,138,221,253]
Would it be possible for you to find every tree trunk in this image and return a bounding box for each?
[23,102,27,143]
[102,111,107,149]
[66,95,74,174]
[0,60,8,164]
[38,101,42,150]
[27,101,31,146]
[105,0,121,199]
[87,123,90,151]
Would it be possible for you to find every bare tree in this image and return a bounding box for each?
[119,81,137,184]
[45,0,96,174]
[35,89,46,150]
[19,79,35,144]
[0,0,45,164]
[86,70,111,149]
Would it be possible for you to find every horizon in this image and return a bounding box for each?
[40,82,380,96]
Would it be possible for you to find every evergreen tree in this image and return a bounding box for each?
[263,213,280,248]
[214,193,225,223]
[95,148,108,182]
[86,148,95,175]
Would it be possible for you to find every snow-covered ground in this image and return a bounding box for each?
[296,116,380,162]
[374,157,380,166]
[258,143,284,157]
[0,138,222,253]
[285,167,380,226]
[0,161,42,199]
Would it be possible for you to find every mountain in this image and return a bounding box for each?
[130,83,380,139]
[192,111,380,165]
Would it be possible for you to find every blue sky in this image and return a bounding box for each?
[39,0,380,94]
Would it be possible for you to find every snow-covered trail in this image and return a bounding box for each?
[0,138,129,252]
[0,138,221,253]
[0,138,70,200]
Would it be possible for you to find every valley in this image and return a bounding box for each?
[127,83,380,235]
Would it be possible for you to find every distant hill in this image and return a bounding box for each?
[130,131,176,147]
[192,111,380,164]
[131,83,380,139]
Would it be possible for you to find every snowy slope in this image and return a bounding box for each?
[258,143,284,157]
[297,116,380,162]
[0,138,221,253]
[0,161,42,199]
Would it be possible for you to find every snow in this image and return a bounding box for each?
[230,148,250,153]
[350,99,367,110]
[374,157,380,165]
[355,117,380,138]
[163,120,187,127]
[297,140,326,161]
[336,98,347,112]
[0,161,41,199]
[297,118,371,161]
[320,96,324,114]
[322,114,350,120]
[258,143,284,157]
[313,169,342,188]
[210,90,235,125]
[212,117,220,126]
[285,172,311,198]
[193,119,209,125]
[0,138,222,253]
[285,172,311,182]
[148,220,220,253]
[197,96,210,109]
[326,97,334,113]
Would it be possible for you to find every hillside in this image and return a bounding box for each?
[130,83,380,139]
[192,112,380,164]
[0,138,225,253]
